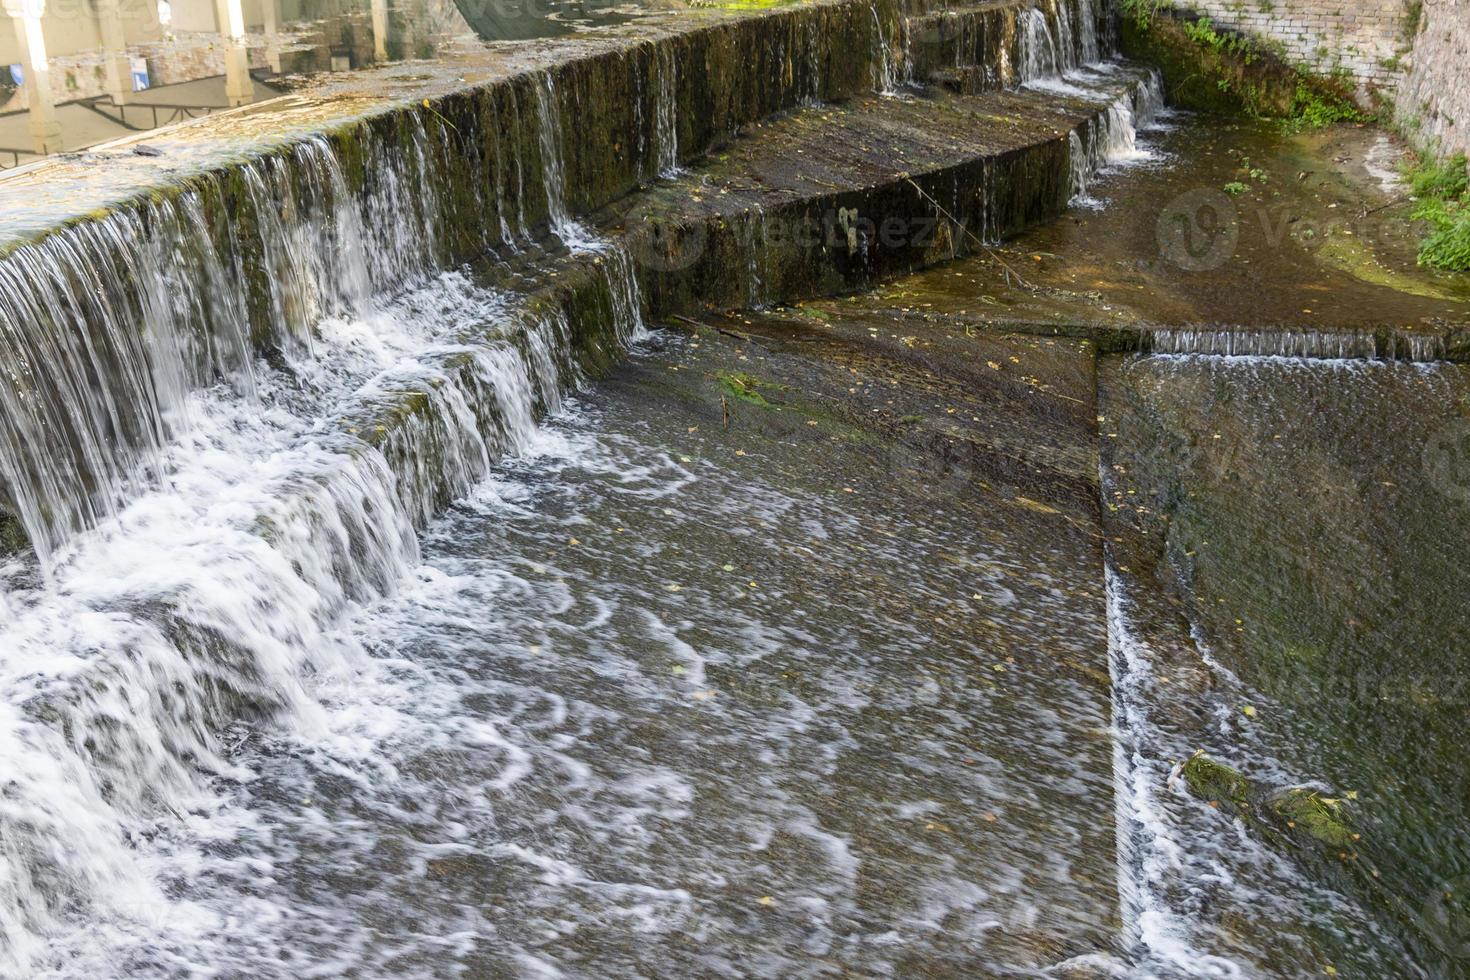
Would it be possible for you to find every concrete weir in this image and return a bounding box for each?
[0,0,1145,561]
[0,0,1152,965]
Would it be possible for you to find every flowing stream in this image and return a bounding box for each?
[0,2,1374,975]
[1103,353,1470,978]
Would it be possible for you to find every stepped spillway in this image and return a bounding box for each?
[0,0,1182,973]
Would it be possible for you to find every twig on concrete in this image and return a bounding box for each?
[900,174,1040,292]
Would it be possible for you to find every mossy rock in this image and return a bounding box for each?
[1180,752,1254,812]
[1269,788,1357,848]
[1180,754,1364,855]
[717,371,774,407]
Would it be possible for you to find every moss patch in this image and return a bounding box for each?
[1121,9,1364,129]
[1180,752,1253,812]
[717,371,776,407]
[1269,789,1357,848]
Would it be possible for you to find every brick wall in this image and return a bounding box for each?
[1160,0,1411,98]
[1396,0,1470,159]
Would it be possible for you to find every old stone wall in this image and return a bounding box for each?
[1154,0,1470,158]
[1157,0,1411,97]
[1396,0,1470,159]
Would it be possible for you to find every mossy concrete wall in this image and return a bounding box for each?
[1120,10,1299,116]
[1147,0,1410,101]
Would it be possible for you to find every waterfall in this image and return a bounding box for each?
[803,15,823,105]
[1068,68,1165,203]
[0,120,465,569]
[533,71,595,250]
[654,44,680,177]
[869,0,902,94]
[1054,0,1077,71]
[1015,0,1118,86]
[1146,327,1453,362]
[1018,7,1061,83]
[1104,568,1248,977]
[0,63,659,965]
[1077,0,1101,64]
[0,260,647,971]
[1147,329,1383,360]
[1068,130,1093,203]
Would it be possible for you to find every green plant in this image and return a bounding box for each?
[1121,0,1166,30]
[1405,152,1469,200]
[1402,0,1424,41]
[1289,82,1363,129]
[1401,153,1470,270]
[1413,198,1470,270]
[1182,16,1256,61]
[1223,181,1248,196]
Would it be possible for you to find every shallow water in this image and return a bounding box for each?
[140,331,1120,976]
[3,11,1468,970]
[1103,353,1470,978]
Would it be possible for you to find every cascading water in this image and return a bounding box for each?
[869,0,904,94]
[1067,67,1166,203]
[0,79,651,970]
[1145,328,1455,363]
[1015,0,1117,86]
[654,44,681,177]
[534,71,597,251]
[1019,7,1064,82]
[0,2,1291,973]
[1077,0,1101,64]
[1101,354,1469,975]
[0,118,466,569]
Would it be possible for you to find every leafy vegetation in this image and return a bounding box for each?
[1405,151,1469,199]
[1290,81,1365,130]
[1403,152,1470,271]
[1122,7,1366,129]
[1120,0,1166,31]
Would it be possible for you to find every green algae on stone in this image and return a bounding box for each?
[717,371,775,407]
[1269,789,1358,849]
[1180,752,1254,813]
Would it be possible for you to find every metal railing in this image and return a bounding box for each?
[80,96,221,131]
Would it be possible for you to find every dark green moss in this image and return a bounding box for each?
[1180,752,1253,812]
[717,371,774,407]
[1121,9,1362,127]
[1269,789,1358,848]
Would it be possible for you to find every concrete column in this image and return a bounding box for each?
[4,0,63,155]
[260,0,280,73]
[213,0,254,106]
[371,0,389,63]
[95,0,133,106]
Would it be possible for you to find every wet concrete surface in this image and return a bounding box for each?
[818,117,1470,339]
[211,311,1127,977]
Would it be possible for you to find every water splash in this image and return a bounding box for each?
[1066,69,1165,204]
[0,121,464,568]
